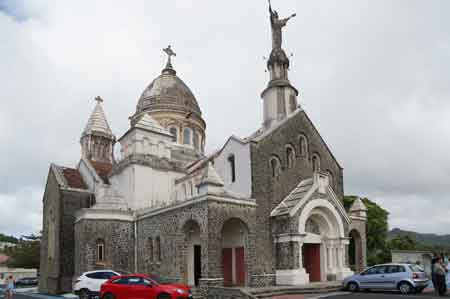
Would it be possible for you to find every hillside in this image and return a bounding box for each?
[389,228,450,250]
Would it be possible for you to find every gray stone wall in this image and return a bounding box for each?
[39,169,60,294]
[275,241,300,270]
[250,110,344,276]
[74,219,135,276]
[136,200,209,280]
[348,218,367,272]
[39,170,91,294]
[136,197,256,287]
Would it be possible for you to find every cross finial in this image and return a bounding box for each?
[163,45,176,59]
[162,45,177,74]
[95,96,103,103]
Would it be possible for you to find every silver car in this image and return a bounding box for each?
[342,263,429,294]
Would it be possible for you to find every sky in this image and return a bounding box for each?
[1,0,450,236]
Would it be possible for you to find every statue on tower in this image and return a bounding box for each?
[269,0,296,50]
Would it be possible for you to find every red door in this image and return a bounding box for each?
[235,247,245,286]
[222,248,233,286]
[303,244,321,282]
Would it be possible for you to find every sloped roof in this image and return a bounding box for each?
[61,167,88,189]
[271,178,314,217]
[89,160,112,184]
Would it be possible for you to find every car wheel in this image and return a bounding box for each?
[398,282,413,294]
[79,289,91,299]
[347,282,359,292]
[157,293,171,299]
[102,293,115,299]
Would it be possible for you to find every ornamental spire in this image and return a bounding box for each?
[80,96,115,163]
[82,96,114,138]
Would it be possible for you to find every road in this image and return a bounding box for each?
[3,290,450,299]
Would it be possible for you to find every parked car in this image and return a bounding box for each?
[15,277,39,287]
[74,270,120,299]
[100,274,192,299]
[342,263,429,294]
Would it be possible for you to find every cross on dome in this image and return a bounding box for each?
[162,45,177,74]
[95,96,103,103]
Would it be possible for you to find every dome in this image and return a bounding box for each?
[135,67,202,118]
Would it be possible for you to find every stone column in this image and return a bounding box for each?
[274,237,309,285]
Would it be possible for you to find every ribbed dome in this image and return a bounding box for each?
[136,67,202,117]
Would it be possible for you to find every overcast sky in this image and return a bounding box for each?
[1,0,450,236]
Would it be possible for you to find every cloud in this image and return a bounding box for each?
[1,0,450,236]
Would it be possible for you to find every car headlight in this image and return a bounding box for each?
[176,289,188,294]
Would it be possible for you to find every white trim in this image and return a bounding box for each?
[298,199,345,238]
[326,186,351,225]
[75,208,135,223]
[350,215,367,221]
[137,194,256,220]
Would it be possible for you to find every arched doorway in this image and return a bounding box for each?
[349,229,363,273]
[221,218,248,286]
[299,199,347,282]
[183,220,202,286]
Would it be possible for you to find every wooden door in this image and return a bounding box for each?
[235,247,245,286]
[222,248,233,286]
[303,244,321,282]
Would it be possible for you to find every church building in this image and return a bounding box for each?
[39,5,367,295]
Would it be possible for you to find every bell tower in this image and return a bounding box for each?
[80,96,116,163]
[262,1,299,129]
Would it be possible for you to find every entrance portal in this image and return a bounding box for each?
[222,218,248,286]
[303,244,321,282]
[194,245,201,286]
[183,220,201,286]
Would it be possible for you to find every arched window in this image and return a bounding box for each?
[148,237,153,262]
[183,128,191,145]
[96,239,105,262]
[169,127,178,142]
[286,145,295,169]
[193,131,199,149]
[312,154,321,172]
[155,236,161,261]
[228,154,236,183]
[270,156,281,178]
[299,135,308,157]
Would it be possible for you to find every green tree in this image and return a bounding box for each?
[344,195,390,265]
[0,233,18,244]
[6,234,40,269]
[388,235,418,251]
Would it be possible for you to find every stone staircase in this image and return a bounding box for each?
[244,282,342,298]
[190,287,205,299]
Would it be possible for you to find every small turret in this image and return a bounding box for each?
[349,198,368,220]
[80,96,116,163]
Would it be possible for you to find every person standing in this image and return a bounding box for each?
[435,257,447,296]
[4,275,14,299]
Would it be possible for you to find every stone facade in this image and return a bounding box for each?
[250,110,345,277]
[74,219,135,275]
[39,168,91,294]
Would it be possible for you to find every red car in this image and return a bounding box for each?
[100,274,192,299]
